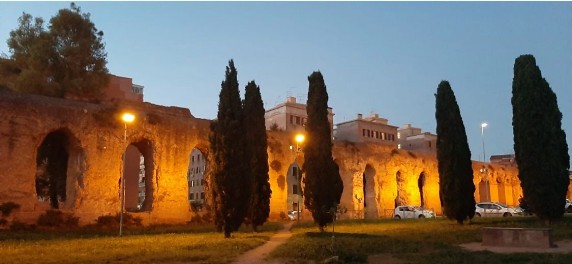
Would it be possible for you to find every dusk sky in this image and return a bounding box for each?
[1,2,571,163]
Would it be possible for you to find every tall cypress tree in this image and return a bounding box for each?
[511,54,570,223]
[209,60,249,238]
[243,81,271,232]
[435,80,475,224]
[303,71,343,231]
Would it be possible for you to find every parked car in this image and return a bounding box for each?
[287,210,301,220]
[475,202,522,217]
[393,206,434,219]
[565,199,572,213]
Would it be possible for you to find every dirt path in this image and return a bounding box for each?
[233,222,294,264]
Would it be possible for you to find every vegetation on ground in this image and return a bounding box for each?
[511,54,570,223]
[0,221,282,264]
[303,71,343,231]
[435,80,476,224]
[270,217,572,264]
[244,80,272,232]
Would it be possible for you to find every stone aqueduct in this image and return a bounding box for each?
[0,90,532,225]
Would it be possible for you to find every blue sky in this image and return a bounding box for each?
[1,2,571,163]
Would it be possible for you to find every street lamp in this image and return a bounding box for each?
[120,112,135,236]
[293,133,305,222]
[480,122,489,202]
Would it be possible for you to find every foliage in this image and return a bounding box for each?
[36,131,69,209]
[270,217,572,263]
[511,54,570,222]
[0,202,21,217]
[37,210,79,228]
[208,60,249,238]
[243,80,272,232]
[3,3,109,99]
[303,71,343,230]
[95,213,142,228]
[435,81,476,224]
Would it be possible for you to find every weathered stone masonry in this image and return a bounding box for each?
[0,90,528,226]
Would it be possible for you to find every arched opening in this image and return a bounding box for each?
[122,139,154,212]
[497,178,506,205]
[362,165,377,218]
[36,130,68,209]
[418,172,426,207]
[187,147,207,211]
[478,179,488,202]
[287,163,303,213]
[395,171,406,207]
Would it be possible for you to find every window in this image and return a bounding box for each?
[296,116,301,125]
[397,132,401,139]
[190,193,195,200]
[290,115,294,124]
[191,156,194,163]
[292,167,298,178]
[293,184,298,194]
[363,129,366,137]
[201,192,205,199]
[382,132,386,140]
[398,144,401,149]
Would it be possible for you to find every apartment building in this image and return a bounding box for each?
[334,113,398,147]
[264,96,334,133]
[397,124,437,154]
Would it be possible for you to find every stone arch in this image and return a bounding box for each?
[187,147,207,211]
[418,172,426,207]
[123,139,154,212]
[395,170,406,207]
[362,164,377,218]
[35,128,84,209]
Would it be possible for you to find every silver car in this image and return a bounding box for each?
[393,206,434,219]
[475,202,522,217]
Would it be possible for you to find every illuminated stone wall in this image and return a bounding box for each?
[0,90,542,226]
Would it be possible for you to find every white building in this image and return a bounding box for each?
[264,96,334,134]
[187,148,206,208]
[397,124,437,154]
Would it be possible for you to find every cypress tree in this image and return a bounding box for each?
[303,71,343,231]
[243,81,271,232]
[209,60,249,238]
[435,80,476,224]
[511,54,570,223]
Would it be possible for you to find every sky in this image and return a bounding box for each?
[1,2,571,164]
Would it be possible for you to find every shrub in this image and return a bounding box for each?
[0,202,21,217]
[96,213,143,228]
[10,220,36,231]
[37,210,79,227]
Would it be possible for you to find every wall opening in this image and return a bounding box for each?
[36,130,69,209]
[122,139,154,212]
[395,171,406,207]
[418,172,426,207]
[362,164,377,218]
[287,163,303,212]
[187,147,207,211]
[497,179,506,205]
[478,179,488,202]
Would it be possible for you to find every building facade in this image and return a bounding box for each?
[397,124,437,154]
[187,148,206,209]
[334,113,398,147]
[102,74,144,102]
[264,96,334,133]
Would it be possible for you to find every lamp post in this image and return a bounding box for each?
[120,112,135,236]
[294,133,305,222]
[481,122,489,202]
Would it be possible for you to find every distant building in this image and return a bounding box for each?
[102,74,144,102]
[490,154,516,167]
[187,149,206,208]
[264,96,334,134]
[334,113,398,147]
[397,124,437,154]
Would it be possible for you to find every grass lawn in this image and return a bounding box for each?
[270,216,572,264]
[0,221,283,264]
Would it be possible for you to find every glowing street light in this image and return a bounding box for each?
[120,112,135,236]
[480,122,489,202]
[293,133,305,222]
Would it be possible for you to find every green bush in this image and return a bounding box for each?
[0,202,21,217]
[37,210,79,227]
[96,213,143,228]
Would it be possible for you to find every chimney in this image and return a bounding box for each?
[357,113,362,120]
[287,96,296,103]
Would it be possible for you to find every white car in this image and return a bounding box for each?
[475,202,522,217]
[287,211,301,221]
[565,199,572,213]
[393,206,434,219]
